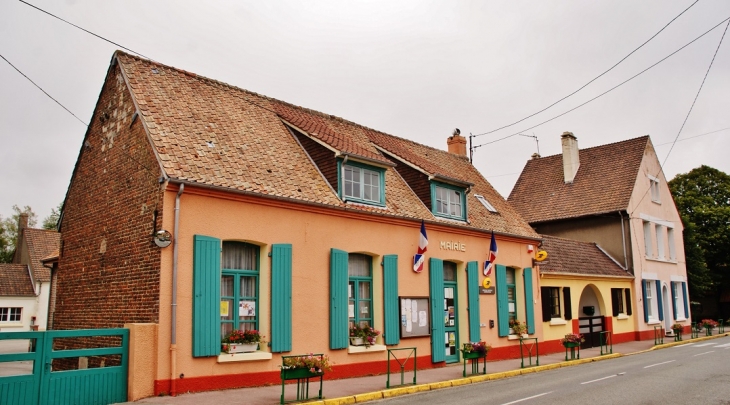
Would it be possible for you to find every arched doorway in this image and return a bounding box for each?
[578,285,605,348]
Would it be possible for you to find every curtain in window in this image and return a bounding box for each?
[222,241,257,270]
[348,254,370,276]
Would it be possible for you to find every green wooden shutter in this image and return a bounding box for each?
[193,235,221,357]
[429,258,445,363]
[563,287,572,320]
[625,288,632,316]
[681,282,689,318]
[496,265,509,336]
[466,261,480,342]
[656,280,664,321]
[383,255,400,345]
[271,244,292,353]
[540,287,551,322]
[523,267,535,334]
[671,282,677,320]
[642,281,649,323]
[330,248,349,349]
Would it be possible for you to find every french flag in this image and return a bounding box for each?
[484,231,498,276]
[413,220,428,273]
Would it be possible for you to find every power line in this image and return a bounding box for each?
[1,53,88,127]
[655,127,730,146]
[19,0,151,60]
[472,15,730,151]
[630,18,729,215]
[472,0,700,138]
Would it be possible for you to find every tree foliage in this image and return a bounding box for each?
[42,202,63,230]
[0,205,38,263]
[669,165,730,298]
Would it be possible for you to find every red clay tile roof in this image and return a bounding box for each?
[22,228,59,283]
[538,235,632,278]
[509,136,650,223]
[114,52,538,239]
[0,264,36,297]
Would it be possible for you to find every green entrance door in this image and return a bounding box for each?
[444,262,459,363]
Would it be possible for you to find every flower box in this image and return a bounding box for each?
[462,351,486,360]
[350,337,365,346]
[224,343,258,354]
[562,342,580,348]
[281,368,324,380]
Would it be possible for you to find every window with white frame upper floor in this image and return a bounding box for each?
[643,221,654,258]
[649,176,661,203]
[431,182,466,220]
[642,219,676,262]
[340,161,385,206]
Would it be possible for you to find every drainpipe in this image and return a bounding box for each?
[619,211,629,272]
[170,183,184,396]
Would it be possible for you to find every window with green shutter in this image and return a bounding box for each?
[466,261,480,342]
[220,242,260,338]
[330,249,349,349]
[495,265,509,337]
[349,254,373,328]
[193,235,222,357]
[271,244,292,353]
[383,255,399,345]
[523,267,535,334]
[429,258,445,363]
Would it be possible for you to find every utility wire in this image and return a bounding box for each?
[472,0,699,138]
[472,15,730,151]
[630,19,729,214]
[655,127,730,146]
[1,53,88,127]
[19,0,151,60]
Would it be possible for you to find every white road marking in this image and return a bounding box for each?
[644,360,675,368]
[501,392,554,405]
[693,343,716,347]
[673,342,695,348]
[693,351,714,356]
[714,343,730,348]
[581,374,618,384]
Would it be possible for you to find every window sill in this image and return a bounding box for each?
[676,317,687,322]
[647,320,661,325]
[348,344,386,354]
[217,351,273,363]
[507,334,529,340]
[549,318,567,326]
[0,323,23,328]
[616,314,629,320]
[644,257,678,264]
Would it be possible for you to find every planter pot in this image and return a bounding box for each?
[224,343,258,353]
[350,337,365,346]
[281,368,324,380]
[462,351,487,360]
[562,342,580,348]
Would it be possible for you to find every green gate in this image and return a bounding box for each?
[0,329,128,405]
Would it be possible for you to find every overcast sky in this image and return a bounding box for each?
[1,0,728,223]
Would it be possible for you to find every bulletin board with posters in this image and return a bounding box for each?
[399,297,430,338]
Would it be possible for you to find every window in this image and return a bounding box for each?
[655,225,665,260]
[672,282,687,320]
[0,307,21,322]
[644,280,654,319]
[432,182,466,220]
[643,221,654,258]
[541,286,571,322]
[506,269,516,324]
[611,288,625,316]
[348,254,372,328]
[220,242,259,337]
[474,194,498,213]
[649,176,661,203]
[547,287,560,318]
[667,228,676,261]
[342,163,384,205]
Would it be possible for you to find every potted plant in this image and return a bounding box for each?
[671,323,684,334]
[701,319,719,336]
[280,353,332,380]
[561,333,584,348]
[461,341,491,359]
[221,329,265,354]
[349,324,381,346]
[509,320,527,337]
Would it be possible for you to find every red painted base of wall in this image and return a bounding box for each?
[154,355,445,396]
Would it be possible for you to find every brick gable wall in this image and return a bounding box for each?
[55,63,163,331]
[289,127,338,190]
[381,151,431,209]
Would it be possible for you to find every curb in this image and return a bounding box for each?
[626,332,730,356]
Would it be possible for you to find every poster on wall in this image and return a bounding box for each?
[399,296,430,338]
[239,301,256,317]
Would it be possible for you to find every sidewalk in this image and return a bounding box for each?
[130,332,726,405]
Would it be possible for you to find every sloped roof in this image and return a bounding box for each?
[114,52,538,239]
[22,228,59,283]
[0,264,35,297]
[538,235,632,278]
[509,136,650,223]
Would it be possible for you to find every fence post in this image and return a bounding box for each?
[386,347,417,389]
[599,331,612,355]
[653,326,664,345]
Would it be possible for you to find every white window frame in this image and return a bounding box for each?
[667,228,676,261]
[344,164,381,204]
[645,280,654,320]
[643,221,654,259]
[435,186,463,218]
[649,175,661,203]
[474,194,498,213]
[0,307,22,323]
[655,225,665,260]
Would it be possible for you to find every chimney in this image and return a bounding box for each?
[561,131,580,183]
[13,213,29,264]
[447,128,467,156]
[531,152,541,159]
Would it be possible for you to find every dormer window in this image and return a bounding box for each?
[431,182,466,220]
[474,194,498,213]
[340,161,385,206]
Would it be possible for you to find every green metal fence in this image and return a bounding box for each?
[0,329,129,405]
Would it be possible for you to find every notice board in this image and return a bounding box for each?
[399,297,430,338]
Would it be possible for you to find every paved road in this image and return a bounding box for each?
[375,336,730,405]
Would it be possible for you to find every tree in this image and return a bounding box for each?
[42,202,63,230]
[0,205,38,263]
[669,165,730,299]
